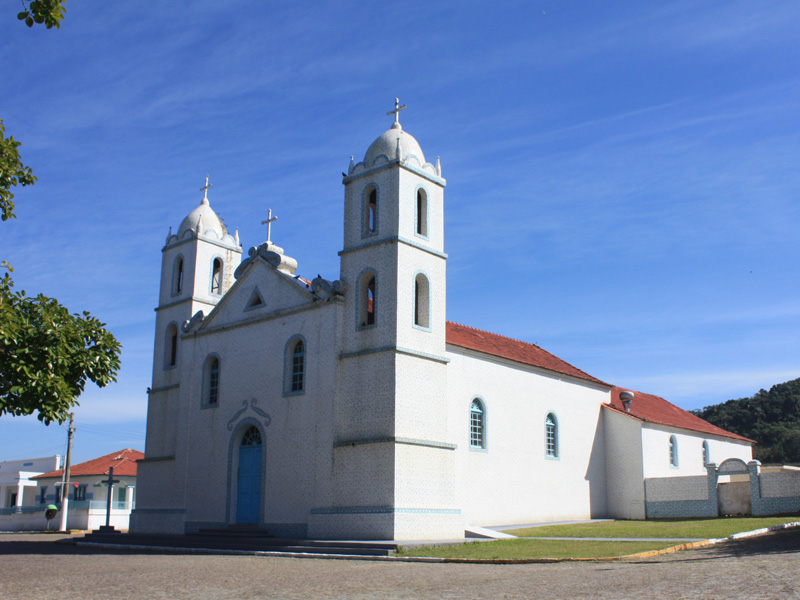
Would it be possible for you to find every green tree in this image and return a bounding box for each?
[2,0,67,219]
[16,0,66,29]
[1,3,122,424]
[693,378,800,464]
[0,119,37,221]
[0,264,122,424]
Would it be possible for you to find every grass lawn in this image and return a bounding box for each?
[395,517,798,560]
[504,516,797,539]
[396,539,679,560]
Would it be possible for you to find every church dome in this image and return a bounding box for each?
[363,122,426,167]
[178,197,227,239]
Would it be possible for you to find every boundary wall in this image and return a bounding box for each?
[644,459,800,518]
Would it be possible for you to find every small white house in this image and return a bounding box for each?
[0,449,142,531]
[0,456,62,510]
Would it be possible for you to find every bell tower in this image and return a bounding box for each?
[310,102,461,540]
[338,99,447,358]
[146,179,242,452]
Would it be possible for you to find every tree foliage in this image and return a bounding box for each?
[2,1,66,219]
[16,0,66,29]
[0,1,122,425]
[0,264,122,424]
[692,378,800,464]
[0,119,37,221]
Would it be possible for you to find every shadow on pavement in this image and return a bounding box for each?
[2,527,799,562]
[631,528,800,564]
[0,535,196,557]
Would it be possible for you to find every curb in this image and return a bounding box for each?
[617,520,800,562]
[68,521,800,564]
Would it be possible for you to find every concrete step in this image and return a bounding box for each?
[80,531,398,556]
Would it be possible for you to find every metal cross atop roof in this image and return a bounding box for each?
[200,175,212,200]
[387,98,407,125]
[261,208,278,243]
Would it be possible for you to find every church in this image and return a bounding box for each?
[131,103,752,541]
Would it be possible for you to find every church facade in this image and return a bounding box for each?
[131,106,752,540]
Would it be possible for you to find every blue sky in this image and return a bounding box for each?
[1,0,799,463]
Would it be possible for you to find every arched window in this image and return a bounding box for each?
[669,435,678,467]
[364,187,377,235]
[241,425,262,446]
[470,398,485,449]
[702,440,710,466]
[165,323,178,368]
[367,277,375,325]
[285,336,306,395]
[173,256,184,295]
[414,273,430,329]
[545,413,558,458]
[415,188,428,237]
[211,257,223,294]
[358,271,376,328]
[205,355,220,405]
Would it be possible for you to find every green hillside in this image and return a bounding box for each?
[692,378,800,465]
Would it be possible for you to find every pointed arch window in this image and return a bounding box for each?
[203,355,221,406]
[358,271,377,328]
[173,256,184,295]
[211,257,223,295]
[414,273,430,329]
[702,440,710,466]
[364,187,377,236]
[669,435,678,467]
[545,413,559,458]
[284,336,306,395]
[470,398,485,449]
[415,188,428,238]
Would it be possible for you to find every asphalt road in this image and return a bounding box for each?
[0,529,798,600]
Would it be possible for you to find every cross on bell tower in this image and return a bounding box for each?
[387,98,407,129]
[200,175,212,202]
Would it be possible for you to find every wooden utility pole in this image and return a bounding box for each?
[58,414,75,532]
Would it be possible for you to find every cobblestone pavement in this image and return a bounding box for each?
[0,529,798,600]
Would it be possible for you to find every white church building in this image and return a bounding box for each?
[131,104,752,541]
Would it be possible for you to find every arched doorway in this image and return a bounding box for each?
[237,426,263,524]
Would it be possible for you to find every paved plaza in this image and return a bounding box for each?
[0,529,798,599]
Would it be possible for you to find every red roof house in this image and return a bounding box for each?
[34,448,143,480]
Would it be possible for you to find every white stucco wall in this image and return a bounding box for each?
[0,457,62,509]
[602,409,646,519]
[446,347,609,526]
[178,292,340,531]
[641,425,752,479]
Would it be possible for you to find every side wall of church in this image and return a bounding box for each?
[603,409,646,519]
[446,348,610,526]
[641,424,753,479]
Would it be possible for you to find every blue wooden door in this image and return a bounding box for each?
[237,427,263,524]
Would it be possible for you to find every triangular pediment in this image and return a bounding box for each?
[198,259,316,331]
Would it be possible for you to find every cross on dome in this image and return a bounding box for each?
[387,98,407,130]
[200,175,213,203]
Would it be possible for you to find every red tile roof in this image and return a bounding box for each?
[33,449,144,479]
[445,321,608,386]
[606,387,753,443]
[444,322,750,443]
